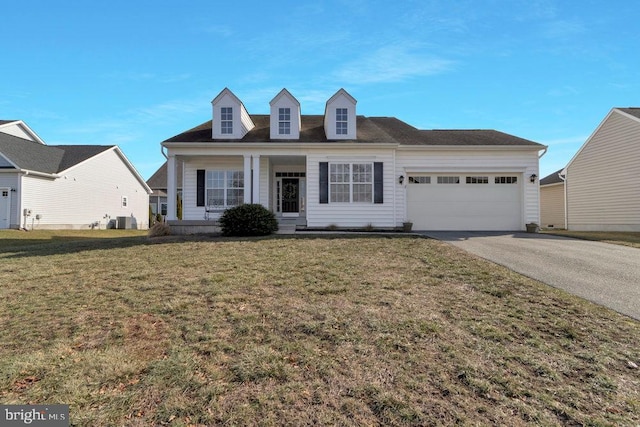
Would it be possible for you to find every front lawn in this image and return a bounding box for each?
[0,232,638,425]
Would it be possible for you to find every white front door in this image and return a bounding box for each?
[0,188,10,229]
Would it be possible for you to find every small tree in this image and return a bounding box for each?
[218,204,278,236]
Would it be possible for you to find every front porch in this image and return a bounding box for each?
[165,154,308,225]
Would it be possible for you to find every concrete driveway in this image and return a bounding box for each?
[423,231,640,320]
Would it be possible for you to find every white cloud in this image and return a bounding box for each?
[333,45,455,85]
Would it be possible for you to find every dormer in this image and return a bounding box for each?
[211,88,255,139]
[324,88,357,140]
[269,89,301,140]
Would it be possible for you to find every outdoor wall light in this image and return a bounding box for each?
[530,174,538,183]
[399,175,405,184]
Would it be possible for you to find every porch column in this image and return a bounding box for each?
[252,155,260,205]
[243,155,252,204]
[166,154,177,220]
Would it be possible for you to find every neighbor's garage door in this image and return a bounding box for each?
[406,174,522,230]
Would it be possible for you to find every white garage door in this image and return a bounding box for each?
[406,174,523,231]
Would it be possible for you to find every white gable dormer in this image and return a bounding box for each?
[211,88,255,140]
[0,120,45,144]
[324,88,357,140]
[269,89,301,140]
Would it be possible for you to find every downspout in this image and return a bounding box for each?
[560,170,567,230]
[161,144,168,159]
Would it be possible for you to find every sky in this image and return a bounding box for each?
[1,0,638,180]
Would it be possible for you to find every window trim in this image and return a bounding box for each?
[220,107,233,135]
[205,169,244,209]
[278,107,291,135]
[336,108,348,135]
[329,162,373,203]
[495,176,518,184]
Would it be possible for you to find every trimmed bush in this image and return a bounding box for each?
[219,204,278,237]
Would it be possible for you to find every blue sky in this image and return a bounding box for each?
[1,0,638,180]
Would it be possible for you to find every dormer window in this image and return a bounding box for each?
[221,107,233,134]
[278,108,291,135]
[336,108,348,135]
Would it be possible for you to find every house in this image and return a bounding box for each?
[539,169,565,228]
[540,107,640,231]
[161,88,545,232]
[147,161,183,218]
[0,120,151,229]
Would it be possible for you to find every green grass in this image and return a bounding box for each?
[542,230,640,249]
[1,231,639,426]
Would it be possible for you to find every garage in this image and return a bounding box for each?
[406,174,523,231]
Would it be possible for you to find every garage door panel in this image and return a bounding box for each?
[407,174,522,231]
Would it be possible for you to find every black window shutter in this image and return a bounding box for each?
[374,162,383,204]
[319,162,329,204]
[196,169,205,206]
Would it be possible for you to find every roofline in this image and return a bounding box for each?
[269,88,301,107]
[0,152,19,169]
[0,168,59,178]
[615,108,640,124]
[564,108,639,172]
[0,120,46,144]
[162,142,544,152]
[163,141,398,150]
[59,146,152,193]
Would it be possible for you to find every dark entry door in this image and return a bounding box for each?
[282,178,299,213]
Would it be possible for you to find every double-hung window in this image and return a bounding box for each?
[206,170,243,208]
[221,107,233,134]
[278,107,291,135]
[330,163,372,203]
[336,108,348,135]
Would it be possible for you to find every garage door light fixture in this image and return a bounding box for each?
[398,175,405,184]
[529,174,537,183]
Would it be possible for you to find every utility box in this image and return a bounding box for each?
[117,216,132,229]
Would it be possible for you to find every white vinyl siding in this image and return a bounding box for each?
[307,150,395,228]
[20,149,149,229]
[540,183,565,228]
[566,110,640,231]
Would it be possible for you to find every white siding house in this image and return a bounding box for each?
[162,88,546,232]
[541,108,640,231]
[0,120,151,229]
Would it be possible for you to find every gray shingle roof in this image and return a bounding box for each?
[147,160,183,191]
[540,169,565,186]
[164,115,544,147]
[0,120,18,126]
[0,132,112,174]
[618,108,640,119]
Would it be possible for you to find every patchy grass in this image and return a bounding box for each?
[543,230,640,249]
[0,232,639,426]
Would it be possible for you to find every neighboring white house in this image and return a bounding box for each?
[540,107,640,231]
[0,120,151,229]
[161,88,546,232]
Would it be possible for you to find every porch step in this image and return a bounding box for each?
[276,223,297,235]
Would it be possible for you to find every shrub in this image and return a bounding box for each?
[219,204,278,237]
[148,222,171,237]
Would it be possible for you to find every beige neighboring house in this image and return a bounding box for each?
[540,107,640,231]
[539,169,565,228]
